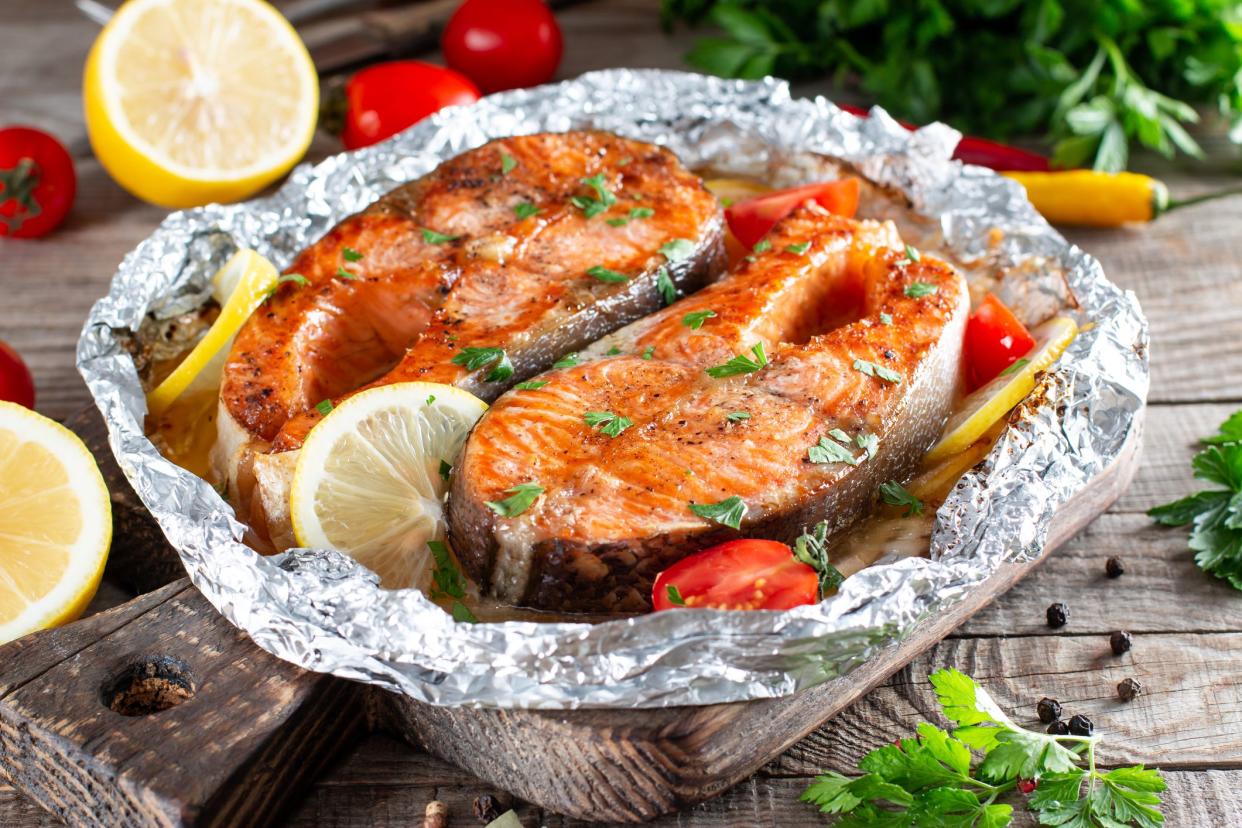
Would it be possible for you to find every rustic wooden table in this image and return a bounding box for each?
[4,1,1242,825]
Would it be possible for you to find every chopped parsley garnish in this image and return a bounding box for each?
[793,520,845,596]
[853,358,902,383]
[514,202,541,219]
[660,238,696,262]
[263,273,309,300]
[606,207,655,227]
[753,239,772,253]
[335,266,360,281]
[904,243,921,262]
[606,346,622,355]
[879,480,924,516]
[641,346,655,360]
[451,346,514,382]
[314,399,334,416]
[856,432,879,459]
[828,428,851,442]
[682,309,717,329]
[485,482,544,518]
[706,342,768,378]
[808,434,860,466]
[342,247,363,262]
[439,459,452,482]
[879,311,894,325]
[571,173,617,218]
[421,227,459,244]
[688,495,747,530]
[617,155,633,166]
[785,241,811,254]
[666,585,687,606]
[587,265,629,283]
[584,410,634,438]
[514,380,548,390]
[905,281,938,298]
[500,150,517,175]
[427,539,477,623]
[999,357,1030,378]
[726,411,751,422]
[656,267,676,305]
[553,353,580,369]
[425,394,436,405]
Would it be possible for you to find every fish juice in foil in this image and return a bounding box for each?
[77,70,1148,709]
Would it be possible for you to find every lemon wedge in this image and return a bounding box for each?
[147,249,278,420]
[289,383,488,590]
[83,0,318,208]
[0,403,112,645]
[925,316,1078,465]
[704,177,773,204]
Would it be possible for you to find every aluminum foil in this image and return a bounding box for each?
[77,70,1148,709]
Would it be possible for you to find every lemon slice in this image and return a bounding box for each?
[290,383,488,590]
[704,177,773,204]
[925,316,1078,465]
[0,403,112,645]
[83,0,318,208]
[147,249,278,419]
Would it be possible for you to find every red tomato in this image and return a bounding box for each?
[0,126,76,239]
[652,539,819,611]
[341,61,481,150]
[0,340,35,408]
[442,0,563,94]
[965,293,1036,389]
[725,178,860,249]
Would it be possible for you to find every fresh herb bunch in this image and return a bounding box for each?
[1149,410,1242,589]
[660,0,1242,171]
[801,668,1165,826]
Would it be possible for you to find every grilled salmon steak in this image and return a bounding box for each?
[213,131,725,546]
[448,205,971,612]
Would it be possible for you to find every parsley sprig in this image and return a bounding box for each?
[688,495,748,529]
[427,540,477,623]
[707,342,768,377]
[793,521,844,597]
[1149,409,1242,589]
[584,410,634,438]
[571,173,617,218]
[801,668,1165,827]
[486,482,544,518]
[451,346,514,383]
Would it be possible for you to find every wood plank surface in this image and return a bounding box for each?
[3,0,1242,825]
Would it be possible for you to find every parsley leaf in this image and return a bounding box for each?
[427,540,477,622]
[879,312,894,326]
[880,480,923,516]
[606,206,655,227]
[661,238,696,262]
[421,227,459,244]
[682,309,717,329]
[905,281,938,298]
[666,584,687,606]
[706,342,768,377]
[688,495,747,529]
[587,265,630,283]
[451,346,514,383]
[808,434,860,466]
[726,411,751,422]
[640,346,655,360]
[999,357,1030,378]
[342,247,363,262]
[499,150,517,175]
[793,520,844,596]
[584,410,634,438]
[439,459,452,482]
[553,353,580,369]
[335,266,360,281]
[485,482,544,518]
[263,273,310,300]
[856,432,879,459]
[314,399,333,416]
[904,244,921,263]
[572,173,617,218]
[752,239,772,253]
[606,346,622,355]
[656,267,677,305]
[785,241,810,254]
[853,358,902,383]
[514,380,548,391]
[514,202,541,219]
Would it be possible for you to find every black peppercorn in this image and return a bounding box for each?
[1105,556,1125,578]
[1068,714,1094,736]
[1110,630,1132,655]
[1036,697,1062,724]
[1118,677,1143,702]
[1047,720,1071,735]
[1046,602,1069,628]
[473,794,505,823]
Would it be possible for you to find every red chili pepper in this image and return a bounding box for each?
[838,104,1050,173]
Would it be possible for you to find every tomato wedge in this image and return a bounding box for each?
[965,293,1037,390]
[725,178,860,249]
[652,539,819,611]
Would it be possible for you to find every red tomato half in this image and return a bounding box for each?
[725,178,860,250]
[0,126,76,239]
[965,293,1036,389]
[341,61,481,150]
[652,539,819,611]
[442,0,563,94]
[0,340,35,408]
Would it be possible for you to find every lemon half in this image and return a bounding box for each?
[84,0,319,208]
[0,403,112,645]
[289,383,487,590]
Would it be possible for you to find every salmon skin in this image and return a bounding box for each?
[448,206,971,612]
[213,131,725,546]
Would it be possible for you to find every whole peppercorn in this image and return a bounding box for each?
[1110,630,1133,655]
[1047,720,1071,735]
[1046,602,1069,628]
[1068,714,1094,736]
[1118,677,1144,702]
[1036,697,1062,724]
[1105,556,1125,578]
[473,794,503,823]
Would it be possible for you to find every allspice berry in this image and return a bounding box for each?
[1110,630,1133,655]
[1105,556,1125,578]
[1118,677,1143,702]
[1046,602,1069,628]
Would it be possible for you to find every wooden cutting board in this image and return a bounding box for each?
[0,405,1142,826]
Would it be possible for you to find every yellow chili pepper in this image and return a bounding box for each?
[1004,170,1242,227]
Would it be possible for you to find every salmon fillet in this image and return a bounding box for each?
[448,206,971,612]
[213,131,725,546]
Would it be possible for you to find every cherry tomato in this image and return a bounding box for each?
[0,126,76,239]
[964,293,1036,390]
[0,340,35,408]
[725,178,860,249]
[652,539,819,611]
[340,61,481,150]
[442,0,563,94]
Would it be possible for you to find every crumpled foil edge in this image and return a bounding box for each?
[77,70,1148,709]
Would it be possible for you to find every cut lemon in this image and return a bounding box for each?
[146,249,278,419]
[0,403,112,645]
[83,0,319,208]
[704,177,773,204]
[925,316,1078,465]
[289,383,488,590]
